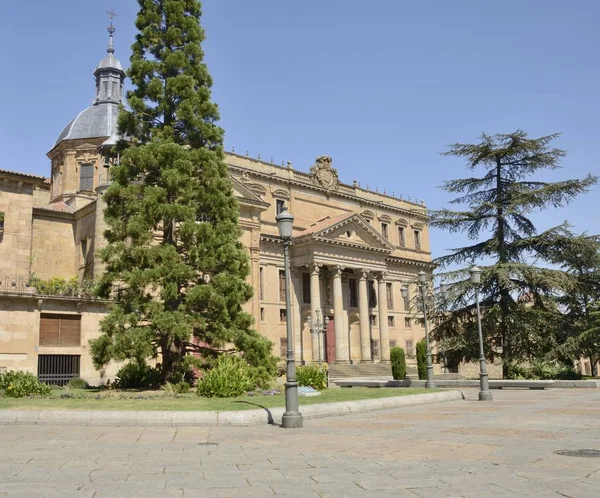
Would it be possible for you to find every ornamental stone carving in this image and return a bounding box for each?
[310,155,339,191]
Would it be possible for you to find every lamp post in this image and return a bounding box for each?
[276,209,303,428]
[470,266,492,401]
[307,309,329,366]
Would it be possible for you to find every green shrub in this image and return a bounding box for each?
[115,362,162,389]
[0,371,51,398]
[506,360,582,380]
[196,355,253,398]
[390,347,407,380]
[249,365,275,390]
[66,377,89,389]
[416,339,427,380]
[162,381,191,395]
[296,364,328,390]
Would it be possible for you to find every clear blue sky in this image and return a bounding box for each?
[1,0,598,259]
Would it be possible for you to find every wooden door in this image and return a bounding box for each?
[325,316,335,363]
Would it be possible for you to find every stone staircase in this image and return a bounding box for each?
[328,363,393,380]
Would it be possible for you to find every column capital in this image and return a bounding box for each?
[355,269,370,281]
[308,262,322,275]
[376,271,389,282]
[331,265,345,276]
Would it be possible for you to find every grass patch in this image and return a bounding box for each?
[0,387,436,411]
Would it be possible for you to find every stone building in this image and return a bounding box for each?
[0,27,435,385]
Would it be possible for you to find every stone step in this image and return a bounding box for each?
[329,363,392,379]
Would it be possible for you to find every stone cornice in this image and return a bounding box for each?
[228,162,428,221]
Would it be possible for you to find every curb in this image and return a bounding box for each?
[0,390,464,427]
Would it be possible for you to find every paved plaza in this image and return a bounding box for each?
[1,389,599,497]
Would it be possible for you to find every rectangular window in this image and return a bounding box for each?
[280,337,288,358]
[349,278,358,307]
[381,222,388,239]
[39,314,81,347]
[0,211,4,233]
[279,308,287,322]
[406,339,414,356]
[389,339,397,349]
[386,282,393,309]
[302,273,311,304]
[279,269,286,301]
[276,199,285,215]
[260,307,265,322]
[370,314,377,326]
[388,316,395,327]
[405,317,412,328]
[403,287,410,311]
[80,239,88,262]
[414,230,422,250]
[398,227,406,247]
[79,164,93,191]
[259,267,265,300]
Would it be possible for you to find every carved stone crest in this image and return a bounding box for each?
[310,155,339,191]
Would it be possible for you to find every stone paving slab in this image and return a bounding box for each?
[0,389,599,496]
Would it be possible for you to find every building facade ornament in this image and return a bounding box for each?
[310,155,339,191]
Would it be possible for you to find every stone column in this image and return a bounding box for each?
[309,263,321,363]
[332,265,349,363]
[378,273,391,362]
[358,269,372,362]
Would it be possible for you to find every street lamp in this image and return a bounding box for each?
[470,266,492,401]
[276,209,303,428]
[307,309,329,366]
[401,276,436,388]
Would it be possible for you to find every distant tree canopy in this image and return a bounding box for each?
[430,130,597,377]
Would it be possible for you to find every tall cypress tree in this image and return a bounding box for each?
[431,131,597,377]
[91,0,276,383]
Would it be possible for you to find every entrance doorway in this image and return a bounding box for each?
[325,316,335,363]
[38,355,80,387]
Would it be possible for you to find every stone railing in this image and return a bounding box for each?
[0,275,97,299]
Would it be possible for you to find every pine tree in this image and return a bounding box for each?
[551,235,600,375]
[431,131,597,377]
[91,0,276,383]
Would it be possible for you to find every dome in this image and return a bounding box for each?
[54,103,118,146]
[96,53,124,72]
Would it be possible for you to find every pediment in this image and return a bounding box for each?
[295,213,394,253]
[230,176,268,206]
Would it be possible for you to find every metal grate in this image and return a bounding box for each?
[554,449,600,458]
[38,355,81,387]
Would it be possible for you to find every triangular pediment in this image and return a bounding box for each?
[230,175,269,207]
[295,213,394,253]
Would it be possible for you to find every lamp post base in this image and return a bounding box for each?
[478,390,493,401]
[425,381,437,389]
[281,411,303,428]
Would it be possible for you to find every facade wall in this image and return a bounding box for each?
[0,180,37,278]
[31,215,77,280]
[0,296,118,384]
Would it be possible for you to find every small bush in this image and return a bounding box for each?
[66,377,88,389]
[416,339,427,380]
[162,381,191,395]
[296,364,328,390]
[196,355,253,398]
[115,362,162,389]
[249,365,275,390]
[390,347,407,380]
[0,371,51,398]
[506,360,582,380]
